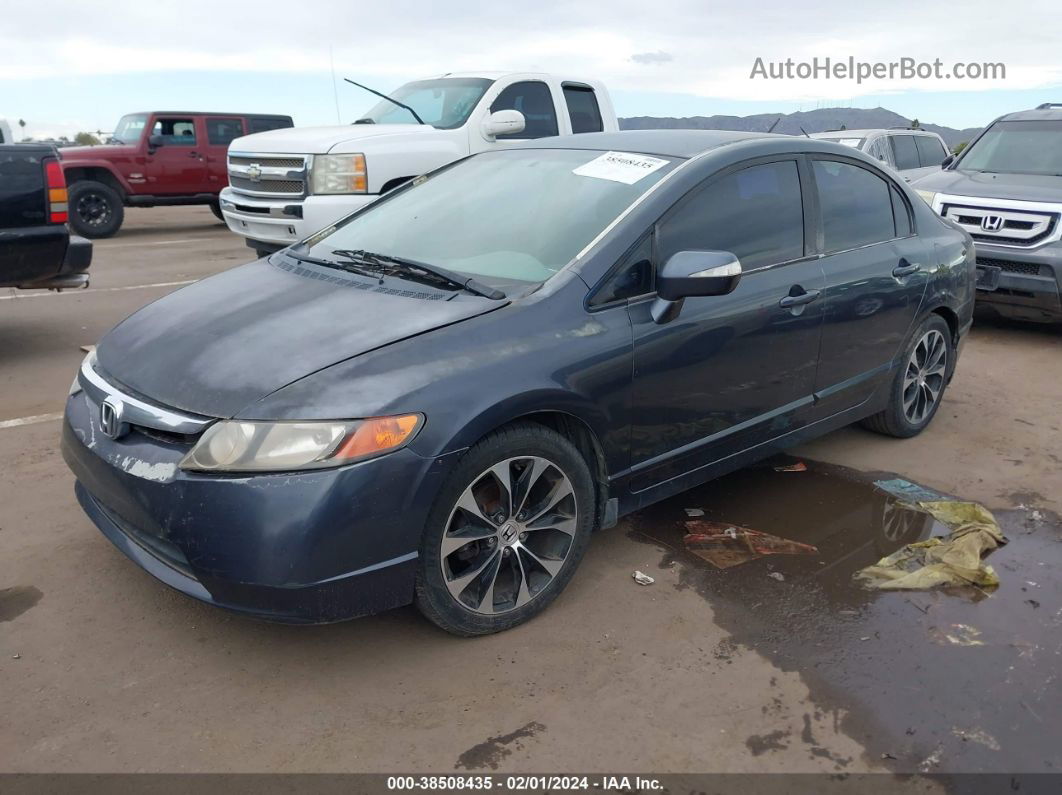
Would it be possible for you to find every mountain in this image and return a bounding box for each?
[619,107,982,149]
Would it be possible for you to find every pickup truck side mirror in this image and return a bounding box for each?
[482,110,525,140]
[652,250,742,324]
[941,153,955,169]
[147,134,165,151]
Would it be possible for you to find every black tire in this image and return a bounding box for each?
[69,180,124,238]
[209,201,224,221]
[861,314,954,438]
[415,423,596,636]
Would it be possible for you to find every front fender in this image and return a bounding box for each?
[62,160,134,194]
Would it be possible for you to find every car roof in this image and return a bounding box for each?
[509,129,782,159]
[129,112,292,119]
[811,128,939,138]
[998,105,1062,121]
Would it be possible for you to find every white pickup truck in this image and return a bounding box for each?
[220,72,619,257]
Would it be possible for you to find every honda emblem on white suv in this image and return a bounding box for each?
[981,215,1005,232]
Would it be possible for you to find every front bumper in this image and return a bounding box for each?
[62,390,450,623]
[219,189,378,250]
[970,244,1062,323]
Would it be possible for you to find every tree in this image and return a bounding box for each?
[953,141,968,155]
[910,118,921,129]
[74,131,101,146]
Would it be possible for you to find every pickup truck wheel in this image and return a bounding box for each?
[209,201,224,221]
[861,315,953,438]
[69,180,123,238]
[415,424,595,636]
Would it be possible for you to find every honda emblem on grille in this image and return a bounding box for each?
[246,163,263,182]
[100,397,127,440]
[981,214,1005,232]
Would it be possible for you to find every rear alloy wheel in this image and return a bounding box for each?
[861,314,953,438]
[415,424,595,635]
[69,180,124,238]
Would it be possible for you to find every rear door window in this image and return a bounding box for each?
[563,86,604,134]
[657,160,805,269]
[915,136,947,167]
[206,117,245,146]
[490,81,559,139]
[889,135,920,170]
[813,159,897,252]
[153,118,197,145]
[248,117,293,134]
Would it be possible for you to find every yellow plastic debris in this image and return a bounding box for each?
[855,500,1006,591]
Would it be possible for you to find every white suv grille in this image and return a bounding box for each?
[941,200,1059,248]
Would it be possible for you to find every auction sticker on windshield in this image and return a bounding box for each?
[573,151,669,184]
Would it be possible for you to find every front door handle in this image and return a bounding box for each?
[893,261,921,278]
[188,151,200,158]
[779,289,821,309]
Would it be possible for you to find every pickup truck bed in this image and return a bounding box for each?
[1,144,92,290]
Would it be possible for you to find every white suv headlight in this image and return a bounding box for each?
[180,415,421,472]
[312,154,367,194]
[915,189,938,207]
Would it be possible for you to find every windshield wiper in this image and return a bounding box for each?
[286,249,377,280]
[330,249,506,300]
[343,78,425,125]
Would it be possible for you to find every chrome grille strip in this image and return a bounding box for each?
[79,355,213,435]
[932,193,1062,249]
[226,151,310,199]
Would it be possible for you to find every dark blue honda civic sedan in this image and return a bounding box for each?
[62,131,975,635]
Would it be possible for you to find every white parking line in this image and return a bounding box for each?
[95,238,213,249]
[0,280,196,300]
[0,412,64,430]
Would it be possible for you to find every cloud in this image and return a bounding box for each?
[1,0,1059,106]
[630,51,673,65]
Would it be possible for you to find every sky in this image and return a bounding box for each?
[2,0,1061,140]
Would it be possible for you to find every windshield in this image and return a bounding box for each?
[306,148,678,287]
[357,78,493,128]
[959,120,1062,176]
[112,114,148,144]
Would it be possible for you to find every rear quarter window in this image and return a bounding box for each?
[563,86,604,134]
[248,117,294,134]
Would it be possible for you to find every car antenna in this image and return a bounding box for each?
[767,116,782,133]
[799,126,811,137]
[343,78,425,125]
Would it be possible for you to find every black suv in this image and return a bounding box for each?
[913,103,1062,323]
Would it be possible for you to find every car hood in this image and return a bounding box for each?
[95,257,505,418]
[230,124,436,155]
[912,168,1062,203]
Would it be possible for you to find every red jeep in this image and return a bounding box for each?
[60,111,293,237]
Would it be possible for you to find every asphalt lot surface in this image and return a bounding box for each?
[2,207,1060,774]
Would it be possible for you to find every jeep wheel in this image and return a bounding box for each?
[415,424,595,636]
[69,180,124,238]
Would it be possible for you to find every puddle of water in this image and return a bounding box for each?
[627,458,1062,773]
[0,585,43,622]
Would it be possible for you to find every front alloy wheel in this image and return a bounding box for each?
[441,456,577,615]
[415,424,595,635]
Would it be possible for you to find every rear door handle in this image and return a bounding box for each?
[893,261,921,278]
[779,289,821,308]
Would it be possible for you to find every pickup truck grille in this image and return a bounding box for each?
[227,152,310,199]
[942,202,1059,248]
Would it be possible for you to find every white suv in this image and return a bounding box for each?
[220,72,618,257]
[811,129,950,181]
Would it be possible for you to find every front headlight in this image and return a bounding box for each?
[180,414,422,472]
[311,153,367,194]
[915,189,938,207]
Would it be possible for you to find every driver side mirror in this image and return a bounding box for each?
[941,153,955,169]
[481,110,525,140]
[147,134,164,152]
[652,250,742,324]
